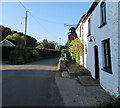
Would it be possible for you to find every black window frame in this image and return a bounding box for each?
[99,1,107,28]
[80,26,81,37]
[102,38,112,74]
[88,18,91,36]
[85,44,87,54]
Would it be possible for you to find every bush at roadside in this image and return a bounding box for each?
[31,49,40,61]
[9,46,41,64]
[9,46,29,64]
[8,46,60,65]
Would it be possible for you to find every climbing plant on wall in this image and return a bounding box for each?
[69,39,84,64]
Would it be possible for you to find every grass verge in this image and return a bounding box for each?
[65,60,91,76]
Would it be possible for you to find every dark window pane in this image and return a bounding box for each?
[102,39,112,73]
[100,2,106,25]
[88,18,91,36]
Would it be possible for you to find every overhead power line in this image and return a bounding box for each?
[18,0,63,25]
[17,0,28,11]
[17,0,55,38]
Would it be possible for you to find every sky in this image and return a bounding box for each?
[1,1,93,45]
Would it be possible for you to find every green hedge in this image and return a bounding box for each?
[8,47,61,64]
[31,49,40,61]
[1,46,61,64]
[1,46,15,61]
[35,48,61,58]
[9,46,29,64]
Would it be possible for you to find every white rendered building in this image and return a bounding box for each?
[76,0,120,97]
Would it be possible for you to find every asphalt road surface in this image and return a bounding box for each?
[2,57,64,106]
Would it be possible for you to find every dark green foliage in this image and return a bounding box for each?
[1,25,37,47]
[35,48,60,58]
[8,46,60,65]
[65,40,72,46]
[31,49,40,61]
[9,46,29,64]
[42,39,49,48]
[1,25,12,40]
[6,33,37,47]
[98,96,120,108]
[1,46,15,61]
[11,30,17,35]
[6,33,24,45]
[36,45,44,49]
[9,47,41,64]
[48,41,57,49]
[26,36,37,47]
[40,39,57,49]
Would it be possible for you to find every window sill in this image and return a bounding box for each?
[101,67,112,74]
[98,22,107,28]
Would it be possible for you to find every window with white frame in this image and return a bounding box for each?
[102,39,112,74]
[100,1,107,27]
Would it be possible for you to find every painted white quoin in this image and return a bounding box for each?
[76,0,120,97]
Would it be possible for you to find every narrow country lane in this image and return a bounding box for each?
[2,58,64,106]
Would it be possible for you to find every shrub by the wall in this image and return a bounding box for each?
[31,49,40,61]
[69,39,84,64]
[35,48,61,58]
[9,46,29,64]
[1,46,15,61]
[8,47,61,64]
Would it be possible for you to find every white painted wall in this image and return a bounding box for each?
[76,24,80,39]
[118,1,120,96]
[76,23,84,65]
[82,18,89,68]
[76,1,120,97]
[86,2,119,97]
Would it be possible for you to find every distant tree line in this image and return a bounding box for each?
[1,25,59,49]
[1,25,37,47]
[36,39,58,49]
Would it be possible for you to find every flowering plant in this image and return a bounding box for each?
[69,39,84,63]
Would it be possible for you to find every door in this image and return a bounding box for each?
[94,46,100,80]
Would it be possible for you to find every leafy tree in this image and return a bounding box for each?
[2,26,12,40]
[1,25,37,47]
[26,35,37,47]
[6,33,24,45]
[6,33,37,47]
[36,45,44,49]
[42,39,49,48]
[48,41,57,49]
[11,30,17,35]
[41,39,58,49]
[31,49,40,60]
[37,42,42,46]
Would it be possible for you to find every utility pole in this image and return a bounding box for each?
[24,10,28,46]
